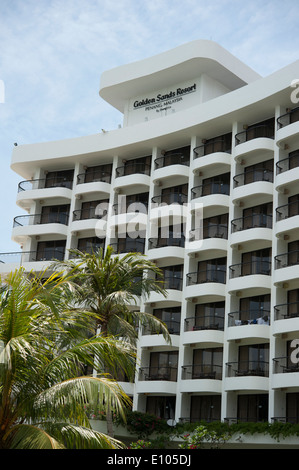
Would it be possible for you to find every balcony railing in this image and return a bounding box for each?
[72,208,107,221]
[277,106,299,129]
[116,162,151,177]
[143,319,181,335]
[273,356,299,374]
[276,152,299,174]
[231,214,272,233]
[186,268,226,286]
[271,417,299,424]
[139,366,178,381]
[226,360,269,377]
[276,201,299,221]
[189,224,228,240]
[13,213,69,227]
[77,170,111,184]
[233,168,273,187]
[235,123,274,145]
[151,192,188,205]
[229,260,271,278]
[191,182,229,199]
[18,177,73,192]
[113,202,148,215]
[274,301,299,320]
[0,249,65,264]
[275,250,299,269]
[154,152,190,169]
[181,364,222,380]
[161,276,183,291]
[193,139,231,158]
[228,310,270,327]
[184,314,224,331]
[148,237,185,249]
[110,239,145,254]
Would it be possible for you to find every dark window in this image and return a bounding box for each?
[237,394,268,422]
[190,395,221,422]
[36,240,66,261]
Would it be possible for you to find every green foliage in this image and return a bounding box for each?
[179,425,230,449]
[128,439,152,449]
[120,410,170,438]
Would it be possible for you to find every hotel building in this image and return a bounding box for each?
[3,40,299,427]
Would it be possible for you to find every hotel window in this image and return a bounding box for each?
[152,307,181,335]
[160,265,184,290]
[77,237,105,254]
[244,159,273,185]
[192,347,223,380]
[239,294,270,324]
[238,344,269,376]
[203,213,228,239]
[36,240,66,261]
[190,395,221,423]
[146,396,176,420]
[287,289,299,317]
[116,156,151,177]
[84,163,112,183]
[194,302,225,330]
[197,257,227,284]
[286,393,299,424]
[45,169,74,189]
[237,394,268,422]
[242,202,272,230]
[40,204,70,225]
[201,172,230,196]
[241,248,271,276]
[160,183,188,205]
[149,351,178,381]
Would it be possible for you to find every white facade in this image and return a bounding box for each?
[4,40,299,426]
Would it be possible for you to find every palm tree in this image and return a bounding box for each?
[52,245,170,436]
[0,268,135,449]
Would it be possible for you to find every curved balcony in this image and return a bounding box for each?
[274,250,299,286]
[225,361,269,392]
[154,152,190,170]
[185,268,226,302]
[232,169,273,206]
[180,364,222,394]
[275,201,299,239]
[110,238,145,255]
[190,181,230,214]
[277,107,299,148]
[114,162,151,191]
[153,152,190,184]
[228,261,271,295]
[192,140,231,175]
[16,178,72,210]
[273,302,299,336]
[183,315,224,347]
[147,237,185,263]
[150,192,188,222]
[187,234,227,260]
[136,366,178,395]
[71,207,108,235]
[75,171,111,199]
[272,356,299,389]
[12,213,69,243]
[230,215,272,250]
[227,310,270,342]
[235,122,274,151]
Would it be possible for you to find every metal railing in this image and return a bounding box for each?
[181,364,222,380]
[116,161,151,177]
[0,249,65,264]
[277,106,299,129]
[151,192,188,205]
[18,177,73,192]
[273,356,299,373]
[142,320,181,336]
[229,260,271,278]
[148,237,185,249]
[110,239,145,254]
[138,366,178,381]
[161,276,183,291]
[276,200,299,221]
[13,213,69,227]
[276,153,299,174]
[228,310,270,327]
[226,360,269,377]
[186,268,226,286]
[193,138,231,158]
[113,201,148,215]
[274,301,299,320]
[154,152,190,169]
[77,170,111,184]
[72,207,107,221]
[275,250,299,269]
[184,314,224,331]
[190,224,228,240]
[191,181,230,199]
[231,214,272,233]
[233,168,273,187]
[235,123,274,145]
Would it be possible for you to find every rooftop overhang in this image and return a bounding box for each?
[99,40,262,113]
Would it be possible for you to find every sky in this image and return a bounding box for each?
[0,0,299,253]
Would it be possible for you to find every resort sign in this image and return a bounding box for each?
[126,79,200,125]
